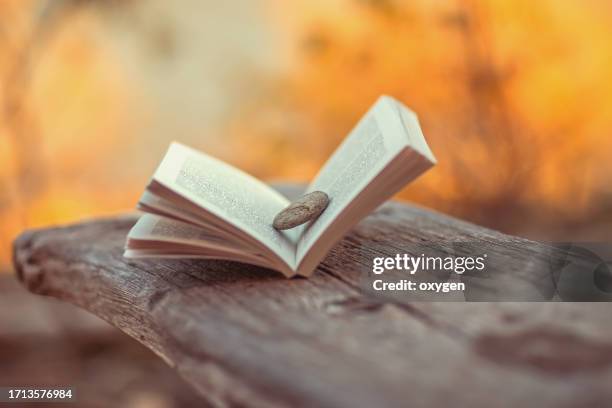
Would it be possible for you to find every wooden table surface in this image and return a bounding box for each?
[12,185,612,408]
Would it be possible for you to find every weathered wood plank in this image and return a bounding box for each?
[12,185,612,407]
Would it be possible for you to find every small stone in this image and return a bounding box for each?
[273,191,330,230]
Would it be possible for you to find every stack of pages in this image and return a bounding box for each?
[124,96,436,277]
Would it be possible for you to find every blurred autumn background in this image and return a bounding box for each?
[3,0,612,270]
[1,0,611,405]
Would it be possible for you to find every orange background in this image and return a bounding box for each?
[2,0,612,269]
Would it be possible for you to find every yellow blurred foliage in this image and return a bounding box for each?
[1,0,612,269]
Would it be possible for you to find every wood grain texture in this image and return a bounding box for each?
[12,185,612,408]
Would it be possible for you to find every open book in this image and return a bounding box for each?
[124,96,436,277]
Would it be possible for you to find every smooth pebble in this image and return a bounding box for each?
[273,191,330,230]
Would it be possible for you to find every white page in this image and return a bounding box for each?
[295,95,436,263]
[139,191,223,230]
[128,214,245,251]
[138,190,244,241]
[151,142,301,269]
[126,214,266,261]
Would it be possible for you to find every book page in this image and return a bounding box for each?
[151,143,300,269]
[126,213,268,262]
[296,96,435,263]
[129,213,249,252]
